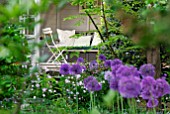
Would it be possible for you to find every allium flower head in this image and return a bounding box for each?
[116,65,139,78]
[141,76,156,99]
[98,54,106,61]
[104,60,111,68]
[69,64,82,75]
[84,76,95,87]
[85,78,102,92]
[60,64,70,75]
[77,57,84,63]
[111,59,123,75]
[147,98,159,108]
[118,77,141,98]
[110,77,119,91]
[89,60,98,70]
[152,78,170,97]
[81,65,86,72]
[139,63,155,78]
[111,58,122,67]
[104,71,114,82]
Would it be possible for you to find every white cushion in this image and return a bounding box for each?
[91,32,102,46]
[56,29,75,43]
[74,36,92,46]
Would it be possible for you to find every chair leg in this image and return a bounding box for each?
[47,53,56,63]
[53,50,67,63]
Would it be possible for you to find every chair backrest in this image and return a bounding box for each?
[43,28,56,45]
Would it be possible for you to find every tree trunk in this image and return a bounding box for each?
[146,46,161,79]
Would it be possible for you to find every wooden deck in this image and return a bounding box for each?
[39,63,61,72]
[39,49,99,72]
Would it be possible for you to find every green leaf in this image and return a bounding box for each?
[103,90,117,107]
[90,108,100,114]
[0,46,10,59]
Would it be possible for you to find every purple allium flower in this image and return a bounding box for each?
[110,77,119,91]
[147,98,159,108]
[104,71,114,82]
[69,64,82,75]
[139,64,155,78]
[129,66,140,77]
[86,79,102,92]
[141,77,156,99]
[98,54,106,61]
[84,76,102,92]
[82,65,86,72]
[111,58,123,67]
[89,60,98,70]
[104,60,111,68]
[152,78,170,97]
[60,64,70,75]
[161,73,167,80]
[111,59,123,75]
[84,76,95,87]
[116,65,139,78]
[118,77,141,98]
[77,57,84,63]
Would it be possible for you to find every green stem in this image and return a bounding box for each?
[128,99,132,114]
[117,92,120,114]
[90,92,93,111]
[76,78,78,114]
[94,93,95,108]
[133,98,137,114]
[120,96,124,114]
[153,107,156,114]
[163,97,166,114]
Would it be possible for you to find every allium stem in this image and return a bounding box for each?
[163,98,166,114]
[120,96,124,114]
[90,92,94,111]
[116,92,120,114]
[153,107,156,114]
[76,78,78,114]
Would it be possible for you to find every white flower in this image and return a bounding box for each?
[37,78,40,81]
[53,90,56,93]
[83,90,86,93]
[65,79,70,83]
[42,88,47,92]
[76,92,79,95]
[31,85,34,87]
[36,84,40,88]
[48,89,52,93]
[33,96,36,99]
[136,99,140,103]
[42,94,46,97]
[79,81,83,86]
[31,80,36,83]
[76,74,81,79]
[47,75,52,78]
[102,80,105,84]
